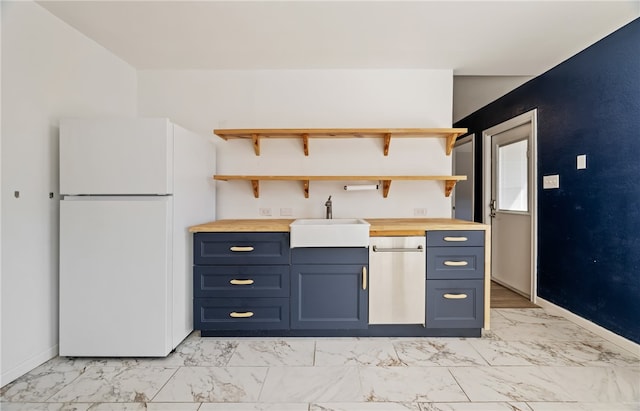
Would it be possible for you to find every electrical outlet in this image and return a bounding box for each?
[414,208,428,216]
[543,175,560,189]
[259,207,272,216]
[280,207,293,216]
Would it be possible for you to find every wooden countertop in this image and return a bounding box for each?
[366,218,488,236]
[188,218,488,236]
[189,219,294,233]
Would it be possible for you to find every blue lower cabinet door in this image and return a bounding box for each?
[291,264,368,329]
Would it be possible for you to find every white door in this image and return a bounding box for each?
[489,123,532,297]
[59,196,172,356]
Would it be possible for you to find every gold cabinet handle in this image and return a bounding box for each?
[443,293,468,299]
[229,311,254,318]
[443,236,468,242]
[443,260,469,267]
[362,266,367,290]
[229,279,254,285]
[230,246,254,252]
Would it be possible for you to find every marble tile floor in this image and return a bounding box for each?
[1,308,639,411]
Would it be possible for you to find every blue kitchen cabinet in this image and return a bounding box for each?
[291,247,368,329]
[425,230,485,329]
[193,232,290,333]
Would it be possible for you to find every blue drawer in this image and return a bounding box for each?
[194,298,289,330]
[194,232,290,265]
[427,230,484,247]
[427,247,485,279]
[194,265,289,298]
[426,279,483,329]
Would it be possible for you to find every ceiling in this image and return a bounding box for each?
[37,1,639,75]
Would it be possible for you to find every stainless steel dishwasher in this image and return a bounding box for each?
[369,236,426,325]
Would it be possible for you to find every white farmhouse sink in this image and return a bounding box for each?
[290,218,370,248]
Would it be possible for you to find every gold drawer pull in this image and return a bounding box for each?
[230,246,254,252]
[444,260,469,267]
[229,311,254,318]
[443,293,468,300]
[229,279,254,285]
[443,236,468,242]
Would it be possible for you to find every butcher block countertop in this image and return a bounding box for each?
[188,218,488,236]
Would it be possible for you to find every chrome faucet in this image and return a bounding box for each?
[325,196,333,219]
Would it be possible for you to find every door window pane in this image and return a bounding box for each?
[498,139,528,212]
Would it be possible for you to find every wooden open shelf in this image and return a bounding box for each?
[214,175,467,199]
[213,128,468,157]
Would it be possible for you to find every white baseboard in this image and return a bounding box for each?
[536,297,640,357]
[1,344,58,387]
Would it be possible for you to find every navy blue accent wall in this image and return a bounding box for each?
[454,19,640,344]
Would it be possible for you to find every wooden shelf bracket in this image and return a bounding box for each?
[383,133,391,156]
[252,133,261,156]
[444,180,457,197]
[303,179,310,198]
[251,179,260,198]
[381,180,392,198]
[446,132,461,155]
[302,133,309,156]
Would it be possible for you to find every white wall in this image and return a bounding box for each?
[138,69,454,220]
[1,1,137,385]
[453,75,532,122]
[0,1,4,388]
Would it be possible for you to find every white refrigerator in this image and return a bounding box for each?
[59,118,216,357]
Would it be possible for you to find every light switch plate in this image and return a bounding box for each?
[577,154,587,169]
[543,174,560,189]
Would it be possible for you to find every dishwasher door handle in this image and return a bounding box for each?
[372,245,424,253]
